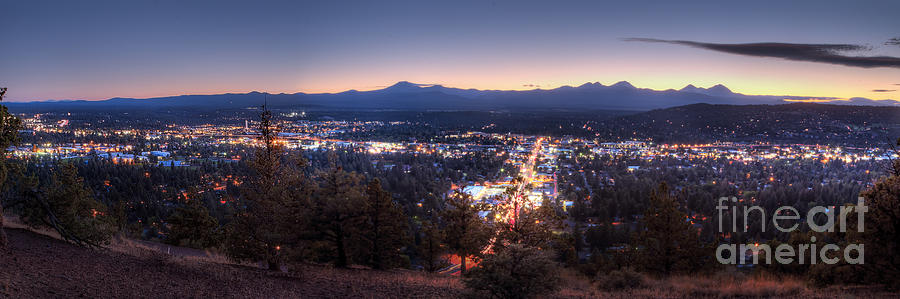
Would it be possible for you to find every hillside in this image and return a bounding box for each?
[598,103,900,146]
[2,228,896,298]
[0,229,460,298]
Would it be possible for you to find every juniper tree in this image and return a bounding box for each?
[463,244,561,299]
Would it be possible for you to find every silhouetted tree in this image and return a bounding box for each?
[463,244,560,299]
[18,163,116,247]
[418,219,449,272]
[166,189,222,249]
[310,154,368,268]
[363,179,409,269]
[633,183,709,276]
[859,147,900,287]
[440,191,491,275]
[0,87,21,249]
[224,106,310,270]
[494,198,560,251]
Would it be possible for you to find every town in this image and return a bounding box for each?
[7,111,893,243]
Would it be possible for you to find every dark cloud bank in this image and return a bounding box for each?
[624,38,900,69]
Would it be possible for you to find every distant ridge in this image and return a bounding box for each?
[600,102,900,146]
[7,81,898,112]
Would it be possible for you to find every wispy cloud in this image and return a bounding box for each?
[623,38,900,68]
[886,37,900,46]
[782,98,841,103]
[872,89,896,92]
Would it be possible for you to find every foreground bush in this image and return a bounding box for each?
[463,244,560,299]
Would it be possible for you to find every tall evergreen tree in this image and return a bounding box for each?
[633,183,709,276]
[363,179,409,269]
[310,154,368,268]
[0,87,21,249]
[224,105,310,270]
[418,219,449,272]
[440,191,492,275]
[859,142,900,287]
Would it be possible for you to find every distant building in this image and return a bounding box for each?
[158,160,189,167]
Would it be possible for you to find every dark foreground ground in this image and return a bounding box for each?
[0,229,460,298]
[2,228,896,298]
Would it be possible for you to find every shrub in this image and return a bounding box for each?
[463,244,560,299]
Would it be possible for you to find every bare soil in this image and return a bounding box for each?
[0,228,460,298]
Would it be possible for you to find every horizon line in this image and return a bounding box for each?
[5,80,895,104]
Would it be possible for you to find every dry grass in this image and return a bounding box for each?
[652,273,805,298]
[2,215,62,240]
[103,229,461,293]
[350,268,462,290]
[106,235,161,257]
[554,268,600,298]
[551,270,895,298]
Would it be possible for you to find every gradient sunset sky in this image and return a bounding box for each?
[1,0,898,102]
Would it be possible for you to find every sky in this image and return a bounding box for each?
[1,0,899,102]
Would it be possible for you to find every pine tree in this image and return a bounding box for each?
[859,149,900,287]
[494,198,560,251]
[364,179,409,269]
[166,189,222,249]
[0,87,20,249]
[310,155,368,268]
[419,219,449,272]
[18,163,116,247]
[440,191,492,275]
[224,105,310,270]
[633,183,709,276]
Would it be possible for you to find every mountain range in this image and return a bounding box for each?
[8,81,899,112]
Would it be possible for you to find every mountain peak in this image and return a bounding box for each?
[680,84,699,91]
[386,81,421,90]
[611,81,635,88]
[708,84,731,92]
[679,84,733,95]
[578,82,604,88]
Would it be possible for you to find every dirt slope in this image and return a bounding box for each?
[0,229,460,298]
